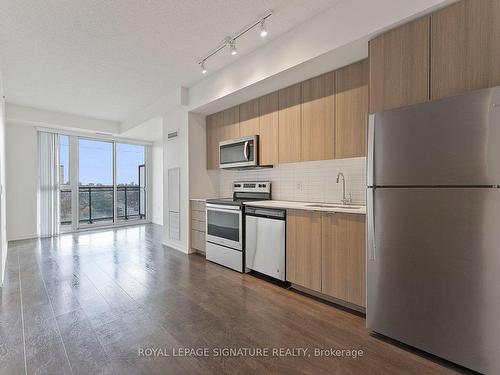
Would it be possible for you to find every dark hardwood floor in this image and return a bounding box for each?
[0,224,468,374]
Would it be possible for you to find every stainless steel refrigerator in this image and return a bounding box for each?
[367,86,500,374]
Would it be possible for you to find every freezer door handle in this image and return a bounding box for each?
[367,114,375,187]
[367,188,376,260]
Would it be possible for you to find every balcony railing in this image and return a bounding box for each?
[59,185,145,225]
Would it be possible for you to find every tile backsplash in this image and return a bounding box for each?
[219,157,366,204]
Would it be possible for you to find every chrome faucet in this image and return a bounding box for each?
[336,172,352,205]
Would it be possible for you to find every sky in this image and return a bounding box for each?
[59,136,145,186]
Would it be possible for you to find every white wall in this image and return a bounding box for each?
[6,103,120,134]
[5,122,38,241]
[188,112,219,199]
[0,76,7,285]
[162,106,190,253]
[151,139,163,225]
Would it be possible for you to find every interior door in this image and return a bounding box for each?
[371,86,500,186]
[367,187,500,374]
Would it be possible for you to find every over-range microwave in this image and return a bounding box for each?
[219,135,258,169]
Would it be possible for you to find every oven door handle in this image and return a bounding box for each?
[206,205,242,212]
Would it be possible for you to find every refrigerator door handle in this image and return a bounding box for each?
[367,188,376,260]
[367,114,375,187]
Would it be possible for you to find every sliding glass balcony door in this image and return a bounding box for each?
[58,134,148,230]
[78,139,114,225]
[116,143,146,221]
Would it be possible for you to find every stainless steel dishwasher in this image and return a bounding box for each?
[245,206,286,281]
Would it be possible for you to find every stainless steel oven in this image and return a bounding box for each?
[205,203,242,250]
[205,181,271,273]
[219,135,258,169]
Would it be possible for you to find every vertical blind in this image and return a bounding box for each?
[38,131,60,237]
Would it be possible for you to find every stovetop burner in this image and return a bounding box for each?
[206,181,271,207]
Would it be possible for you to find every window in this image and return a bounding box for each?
[78,139,114,224]
[58,135,148,229]
[116,143,146,221]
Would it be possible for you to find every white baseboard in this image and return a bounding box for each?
[7,233,38,242]
[162,240,188,254]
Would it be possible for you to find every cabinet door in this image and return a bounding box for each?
[369,16,430,112]
[278,84,302,163]
[258,92,279,165]
[335,59,368,159]
[431,0,500,100]
[221,106,240,141]
[206,111,223,170]
[322,213,366,307]
[286,209,322,292]
[301,72,334,161]
[239,98,260,137]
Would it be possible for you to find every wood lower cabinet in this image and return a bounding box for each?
[190,200,206,254]
[258,92,279,165]
[278,84,302,164]
[301,72,334,161]
[369,16,430,112]
[206,111,223,170]
[431,0,500,100]
[321,213,366,307]
[335,60,368,159]
[286,209,366,307]
[286,210,322,292]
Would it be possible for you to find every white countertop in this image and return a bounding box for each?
[243,200,366,215]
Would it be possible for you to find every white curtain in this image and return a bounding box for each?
[38,131,60,237]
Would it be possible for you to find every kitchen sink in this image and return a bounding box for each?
[305,204,362,209]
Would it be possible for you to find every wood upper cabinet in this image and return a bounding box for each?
[322,213,366,307]
[258,92,279,165]
[369,16,430,113]
[239,98,260,137]
[335,59,368,159]
[301,72,334,161]
[220,106,240,141]
[278,84,302,164]
[206,111,223,170]
[431,0,500,100]
[286,209,322,292]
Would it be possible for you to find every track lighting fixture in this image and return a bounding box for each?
[197,10,273,74]
[260,20,268,37]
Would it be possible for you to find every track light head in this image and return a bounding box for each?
[200,61,207,74]
[260,19,268,37]
[227,38,237,55]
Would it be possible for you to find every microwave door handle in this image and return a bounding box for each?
[243,141,249,161]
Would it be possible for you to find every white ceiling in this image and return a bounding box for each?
[0,0,339,122]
